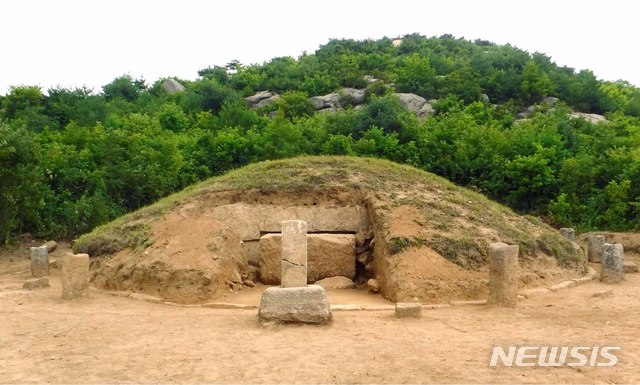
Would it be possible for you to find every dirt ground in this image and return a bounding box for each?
[1,241,639,384]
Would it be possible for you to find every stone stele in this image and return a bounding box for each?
[487,242,519,307]
[30,246,49,278]
[61,253,90,299]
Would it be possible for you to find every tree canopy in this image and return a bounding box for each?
[1,34,640,243]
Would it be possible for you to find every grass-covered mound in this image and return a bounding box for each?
[75,156,586,303]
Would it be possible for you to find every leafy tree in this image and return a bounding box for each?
[3,34,640,241]
[395,54,436,98]
[103,75,146,102]
[2,86,44,120]
[270,91,315,119]
[183,78,238,113]
[0,124,43,242]
[518,62,556,103]
[157,102,190,132]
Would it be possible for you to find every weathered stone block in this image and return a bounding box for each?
[314,276,355,290]
[258,285,332,324]
[572,276,593,285]
[559,228,576,241]
[548,280,576,292]
[23,277,50,290]
[307,234,355,282]
[61,253,90,299]
[601,243,624,284]
[242,240,260,267]
[623,261,638,273]
[281,261,307,288]
[395,302,422,318]
[592,289,613,297]
[259,233,356,284]
[259,234,281,284]
[520,287,551,298]
[588,235,605,263]
[487,242,518,307]
[129,292,162,303]
[30,246,49,278]
[209,203,370,242]
[42,240,58,252]
[367,278,380,293]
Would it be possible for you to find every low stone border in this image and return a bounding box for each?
[450,300,487,306]
[92,266,601,311]
[202,302,257,310]
[522,267,597,297]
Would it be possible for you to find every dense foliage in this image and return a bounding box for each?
[1,34,639,242]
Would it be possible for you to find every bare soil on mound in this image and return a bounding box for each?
[1,242,639,384]
[92,212,247,303]
[87,193,580,305]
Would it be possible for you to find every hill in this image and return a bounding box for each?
[74,156,585,303]
[2,34,640,244]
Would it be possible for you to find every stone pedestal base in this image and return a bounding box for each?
[258,285,332,324]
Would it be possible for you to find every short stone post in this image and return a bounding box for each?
[601,243,624,284]
[61,253,90,299]
[30,246,49,278]
[487,242,519,307]
[281,220,307,288]
[588,235,605,263]
[559,228,576,241]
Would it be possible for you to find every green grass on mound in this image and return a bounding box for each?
[74,156,583,268]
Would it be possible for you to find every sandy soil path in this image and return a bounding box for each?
[1,244,638,384]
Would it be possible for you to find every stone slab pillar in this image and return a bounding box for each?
[281,220,307,288]
[601,243,624,284]
[588,235,605,263]
[487,242,519,307]
[30,246,49,278]
[62,253,90,299]
[559,228,576,241]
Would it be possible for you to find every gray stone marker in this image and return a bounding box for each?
[487,242,519,307]
[61,253,90,299]
[281,220,308,288]
[395,302,422,318]
[30,246,49,278]
[588,234,605,263]
[258,220,332,324]
[559,228,576,241]
[601,243,624,284]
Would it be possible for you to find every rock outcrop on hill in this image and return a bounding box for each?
[161,79,186,94]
